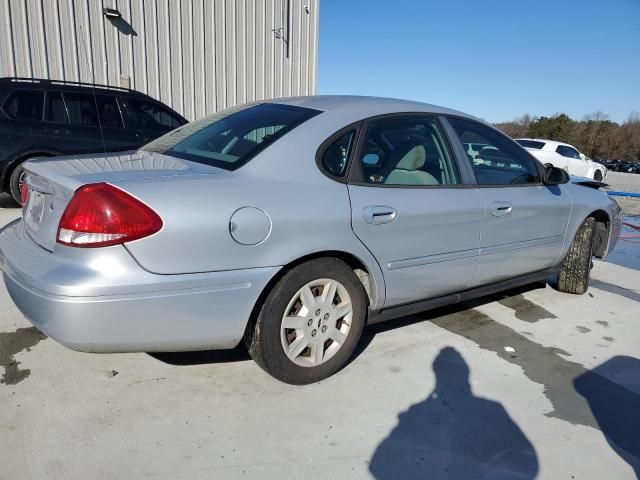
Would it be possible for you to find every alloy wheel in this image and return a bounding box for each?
[280,278,353,367]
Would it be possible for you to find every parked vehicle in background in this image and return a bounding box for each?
[0,96,621,384]
[0,77,187,203]
[515,138,607,181]
[619,161,640,174]
[601,159,621,171]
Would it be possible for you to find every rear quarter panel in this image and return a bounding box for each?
[118,115,388,308]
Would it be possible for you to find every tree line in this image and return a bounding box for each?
[495,112,640,162]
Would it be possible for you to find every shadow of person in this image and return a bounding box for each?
[574,356,640,478]
[369,347,538,479]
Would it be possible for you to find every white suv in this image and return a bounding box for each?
[515,138,607,181]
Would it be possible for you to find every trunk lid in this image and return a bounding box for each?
[22,150,224,251]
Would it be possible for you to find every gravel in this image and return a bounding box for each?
[603,172,640,215]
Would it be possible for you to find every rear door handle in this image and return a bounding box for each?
[363,206,398,225]
[490,201,513,217]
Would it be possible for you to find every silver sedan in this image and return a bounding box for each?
[0,96,621,384]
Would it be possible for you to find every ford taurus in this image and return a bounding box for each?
[0,96,622,384]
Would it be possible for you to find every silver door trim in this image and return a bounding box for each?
[388,248,479,270]
[479,235,564,256]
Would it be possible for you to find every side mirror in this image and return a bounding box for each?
[544,165,569,185]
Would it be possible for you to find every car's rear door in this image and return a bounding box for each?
[445,117,573,286]
[59,90,107,154]
[94,94,139,151]
[347,114,485,307]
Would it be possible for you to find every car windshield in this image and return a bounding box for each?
[142,103,321,170]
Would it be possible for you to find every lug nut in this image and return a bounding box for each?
[315,309,321,316]
[311,329,317,337]
[307,319,313,326]
[324,313,330,320]
[321,326,327,333]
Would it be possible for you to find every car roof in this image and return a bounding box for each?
[1,77,153,99]
[270,95,479,120]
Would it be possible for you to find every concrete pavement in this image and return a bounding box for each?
[1,197,639,479]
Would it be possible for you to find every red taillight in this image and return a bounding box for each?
[20,181,28,207]
[57,183,163,248]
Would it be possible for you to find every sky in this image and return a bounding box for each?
[318,0,640,124]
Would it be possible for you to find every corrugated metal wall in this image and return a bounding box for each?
[0,0,319,120]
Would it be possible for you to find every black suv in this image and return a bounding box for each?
[0,77,187,202]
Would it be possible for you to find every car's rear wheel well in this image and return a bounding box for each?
[243,251,374,342]
[589,209,610,258]
[3,151,57,191]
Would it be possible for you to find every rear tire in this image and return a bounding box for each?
[555,217,595,295]
[246,258,367,384]
[9,163,26,205]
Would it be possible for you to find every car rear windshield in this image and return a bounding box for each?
[142,103,321,170]
[515,139,546,149]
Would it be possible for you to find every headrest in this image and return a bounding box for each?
[394,144,426,171]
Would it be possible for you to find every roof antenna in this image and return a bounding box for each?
[77,23,107,155]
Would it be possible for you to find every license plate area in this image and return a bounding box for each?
[24,190,46,231]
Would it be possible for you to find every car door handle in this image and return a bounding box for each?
[363,206,398,224]
[490,201,513,217]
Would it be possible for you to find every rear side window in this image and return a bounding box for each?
[448,117,541,185]
[64,92,99,126]
[96,95,123,129]
[121,98,183,131]
[142,103,321,171]
[320,131,355,177]
[352,116,460,186]
[45,91,68,123]
[3,90,44,120]
[516,139,546,149]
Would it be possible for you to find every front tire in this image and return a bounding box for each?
[594,170,603,182]
[555,217,596,295]
[246,258,367,384]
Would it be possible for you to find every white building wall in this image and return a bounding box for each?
[0,0,319,120]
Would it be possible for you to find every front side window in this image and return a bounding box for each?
[64,92,99,126]
[448,117,541,185]
[121,98,183,131]
[3,90,44,121]
[556,145,581,159]
[142,103,321,171]
[353,116,460,186]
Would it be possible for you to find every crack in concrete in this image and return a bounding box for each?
[0,327,46,385]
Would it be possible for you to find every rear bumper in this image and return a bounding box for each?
[0,220,279,352]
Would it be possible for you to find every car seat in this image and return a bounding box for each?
[384,140,439,185]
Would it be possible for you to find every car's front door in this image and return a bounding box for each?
[347,115,485,307]
[446,117,573,286]
[557,145,589,177]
